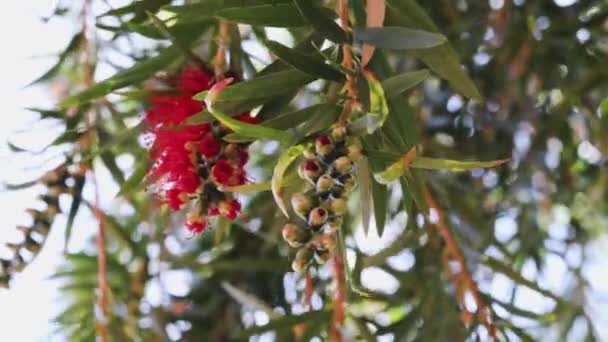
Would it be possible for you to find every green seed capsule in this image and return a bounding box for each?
[282,223,309,248]
[326,217,343,232]
[303,147,316,159]
[291,193,312,219]
[316,175,334,193]
[314,249,332,265]
[308,207,329,227]
[24,236,42,253]
[333,156,353,175]
[342,175,356,193]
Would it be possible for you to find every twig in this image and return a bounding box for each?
[80,1,110,340]
[337,0,358,127]
[330,252,346,342]
[423,186,498,340]
[214,20,231,80]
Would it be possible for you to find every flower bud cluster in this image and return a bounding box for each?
[282,127,362,272]
[145,66,257,234]
[1,164,82,288]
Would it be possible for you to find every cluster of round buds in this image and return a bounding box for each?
[1,164,83,288]
[145,66,257,235]
[282,126,362,272]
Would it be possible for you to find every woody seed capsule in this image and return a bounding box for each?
[347,144,362,161]
[315,135,334,156]
[333,156,353,175]
[308,207,328,227]
[314,249,332,265]
[316,175,334,193]
[282,223,309,248]
[330,198,347,216]
[298,159,322,184]
[291,193,312,219]
[292,247,313,273]
[331,126,347,142]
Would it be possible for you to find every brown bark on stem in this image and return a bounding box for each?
[214,21,231,80]
[423,186,498,341]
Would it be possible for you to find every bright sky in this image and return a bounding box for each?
[0,2,75,340]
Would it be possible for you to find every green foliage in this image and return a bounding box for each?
[3,0,607,341]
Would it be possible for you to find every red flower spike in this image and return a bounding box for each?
[211,159,235,185]
[146,95,204,126]
[219,199,241,220]
[199,134,222,159]
[186,220,207,234]
[179,66,212,94]
[166,189,185,210]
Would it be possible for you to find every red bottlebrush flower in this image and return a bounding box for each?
[236,113,260,125]
[176,171,201,194]
[186,219,207,234]
[146,94,204,127]
[166,188,185,210]
[219,199,241,220]
[179,66,212,94]
[199,133,222,159]
[208,207,220,216]
[211,159,235,185]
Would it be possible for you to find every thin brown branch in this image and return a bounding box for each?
[337,0,358,127]
[330,252,346,342]
[80,1,110,340]
[423,186,498,340]
[214,20,231,80]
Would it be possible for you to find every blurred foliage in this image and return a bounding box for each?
[1,0,607,341]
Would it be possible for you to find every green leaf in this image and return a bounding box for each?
[357,158,373,235]
[381,69,429,97]
[386,0,482,100]
[216,4,308,27]
[64,174,85,252]
[481,256,562,302]
[208,108,291,144]
[185,110,214,125]
[272,144,309,217]
[373,147,416,185]
[293,0,346,43]
[364,71,390,133]
[146,11,203,64]
[263,104,331,130]
[52,130,85,146]
[411,157,510,172]
[28,33,83,86]
[221,282,280,319]
[195,69,315,114]
[222,182,271,193]
[372,178,388,237]
[266,40,344,81]
[60,46,182,107]
[117,160,149,197]
[354,26,446,50]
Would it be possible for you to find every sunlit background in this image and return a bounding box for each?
[1,1,608,341]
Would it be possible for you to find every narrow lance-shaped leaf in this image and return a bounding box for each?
[64,173,86,252]
[215,4,309,27]
[371,178,388,237]
[354,26,446,50]
[357,158,373,235]
[411,157,510,172]
[265,40,344,81]
[373,147,417,185]
[207,107,291,144]
[363,70,390,133]
[293,0,347,43]
[272,144,310,217]
[361,0,386,67]
[381,69,429,97]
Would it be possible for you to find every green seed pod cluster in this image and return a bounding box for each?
[0,164,83,288]
[282,127,362,272]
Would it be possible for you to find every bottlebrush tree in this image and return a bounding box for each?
[2,0,607,341]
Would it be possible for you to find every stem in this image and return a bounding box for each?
[330,252,346,342]
[337,0,358,126]
[423,186,498,340]
[214,20,231,80]
[304,271,314,310]
[81,1,110,340]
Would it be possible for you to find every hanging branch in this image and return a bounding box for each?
[80,1,110,340]
[423,186,498,340]
[336,0,358,127]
